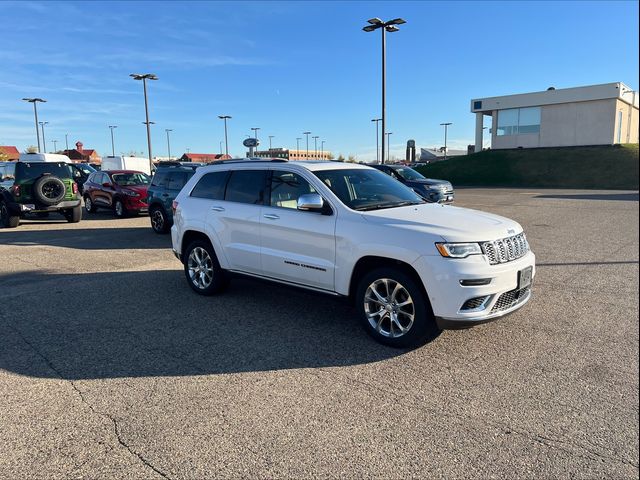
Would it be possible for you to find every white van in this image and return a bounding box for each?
[101,156,151,175]
[18,153,72,163]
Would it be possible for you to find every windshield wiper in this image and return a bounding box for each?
[354,200,423,211]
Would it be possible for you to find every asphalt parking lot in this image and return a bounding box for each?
[1,188,638,479]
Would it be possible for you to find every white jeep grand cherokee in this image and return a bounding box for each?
[171,159,535,347]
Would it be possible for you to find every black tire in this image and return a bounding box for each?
[150,206,170,234]
[183,239,228,295]
[355,267,439,348]
[84,196,97,213]
[63,205,82,223]
[33,175,66,206]
[0,201,19,228]
[114,199,127,218]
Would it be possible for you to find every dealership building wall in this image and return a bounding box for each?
[471,83,639,151]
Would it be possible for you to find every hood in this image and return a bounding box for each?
[361,203,522,243]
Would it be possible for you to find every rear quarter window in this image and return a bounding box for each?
[190,171,230,200]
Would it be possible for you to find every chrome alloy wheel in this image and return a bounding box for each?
[187,247,214,290]
[115,201,124,217]
[151,209,164,231]
[364,278,415,338]
[85,197,92,212]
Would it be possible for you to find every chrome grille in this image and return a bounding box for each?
[482,232,529,265]
[491,286,530,313]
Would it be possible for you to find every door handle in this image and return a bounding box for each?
[210,206,225,212]
[263,214,280,220]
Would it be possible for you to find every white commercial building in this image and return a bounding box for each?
[471,82,639,151]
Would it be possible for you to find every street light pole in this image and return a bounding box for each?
[371,118,381,163]
[65,133,69,151]
[165,129,173,160]
[108,125,117,157]
[218,115,231,156]
[269,135,274,150]
[251,127,260,143]
[296,137,301,159]
[312,136,319,157]
[219,141,223,154]
[385,132,393,160]
[303,131,311,159]
[440,122,452,161]
[363,17,406,165]
[52,139,58,152]
[39,121,49,153]
[22,98,47,153]
[130,73,158,173]
[321,140,325,159]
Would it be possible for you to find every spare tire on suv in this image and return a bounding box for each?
[33,175,66,206]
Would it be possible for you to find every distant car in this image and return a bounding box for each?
[369,164,454,203]
[68,163,97,194]
[89,163,101,171]
[147,163,200,233]
[83,170,150,217]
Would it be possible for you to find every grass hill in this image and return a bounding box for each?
[414,144,639,190]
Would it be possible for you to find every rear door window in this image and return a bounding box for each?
[167,172,188,190]
[190,171,229,200]
[224,170,267,205]
[151,171,169,187]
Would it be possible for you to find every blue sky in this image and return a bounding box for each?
[0,0,638,161]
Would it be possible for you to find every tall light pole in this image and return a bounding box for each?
[52,139,58,152]
[371,118,382,163]
[218,115,231,156]
[65,133,69,151]
[363,17,406,165]
[296,137,301,158]
[303,131,311,159]
[39,121,49,153]
[219,141,223,154]
[108,125,117,157]
[130,73,158,173]
[251,127,260,142]
[321,140,325,159]
[312,136,319,157]
[268,135,274,149]
[165,129,173,160]
[385,132,393,160]
[143,121,155,162]
[22,98,46,153]
[440,122,452,161]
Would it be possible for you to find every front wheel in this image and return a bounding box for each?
[114,199,127,218]
[0,201,19,228]
[355,267,439,348]
[183,240,228,295]
[84,196,96,213]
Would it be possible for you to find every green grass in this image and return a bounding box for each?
[415,144,639,190]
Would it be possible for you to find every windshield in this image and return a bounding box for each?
[76,163,97,174]
[314,168,424,211]
[394,167,426,181]
[16,162,72,180]
[111,172,150,186]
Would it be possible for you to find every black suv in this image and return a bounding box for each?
[0,161,82,228]
[147,163,201,233]
[369,164,454,203]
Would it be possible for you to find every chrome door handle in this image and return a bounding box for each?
[210,206,225,212]
[263,214,280,220]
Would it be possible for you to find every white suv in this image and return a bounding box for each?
[171,159,535,347]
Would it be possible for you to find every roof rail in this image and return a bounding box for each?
[211,157,288,165]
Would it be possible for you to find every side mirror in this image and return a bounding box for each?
[297,193,324,211]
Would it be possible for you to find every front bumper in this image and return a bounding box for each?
[412,250,536,329]
[124,197,148,213]
[424,189,454,204]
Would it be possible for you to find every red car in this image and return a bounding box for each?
[83,170,150,217]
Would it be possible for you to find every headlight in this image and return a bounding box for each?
[122,190,139,197]
[435,242,482,258]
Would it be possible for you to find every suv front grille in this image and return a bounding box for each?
[491,286,530,313]
[481,232,529,265]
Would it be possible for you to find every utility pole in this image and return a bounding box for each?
[269,135,274,150]
[165,129,173,160]
[39,121,49,153]
[371,118,381,163]
[52,139,58,152]
[218,115,231,156]
[303,131,311,159]
[130,73,158,173]
[312,136,319,157]
[108,125,117,157]
[321,140,325,159]
[440,122,452,161]
[385,132,393,160]
[22,98,46,153]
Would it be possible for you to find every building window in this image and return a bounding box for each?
[617,110,623,143]
[497,107,540,136]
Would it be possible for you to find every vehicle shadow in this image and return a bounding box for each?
[0,269,423,380]
[535,192,639,201]
[0,226,167,250]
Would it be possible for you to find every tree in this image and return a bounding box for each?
[337,154,345,162]
[24,146,38,153]
[347,155,357,163]
[327,152,335,160]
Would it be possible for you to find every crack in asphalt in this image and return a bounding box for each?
[7,322,173,480]
[330,371,639,470]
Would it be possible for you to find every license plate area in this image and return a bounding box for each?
[518,266,533,289]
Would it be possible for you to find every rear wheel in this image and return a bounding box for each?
[355,267,439,348]
[64,205,82,223]
[0,201,19,228]
[183,240,228,295]
[150,206,169,234]
[84,196,96,213]
[114,199,127,218]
